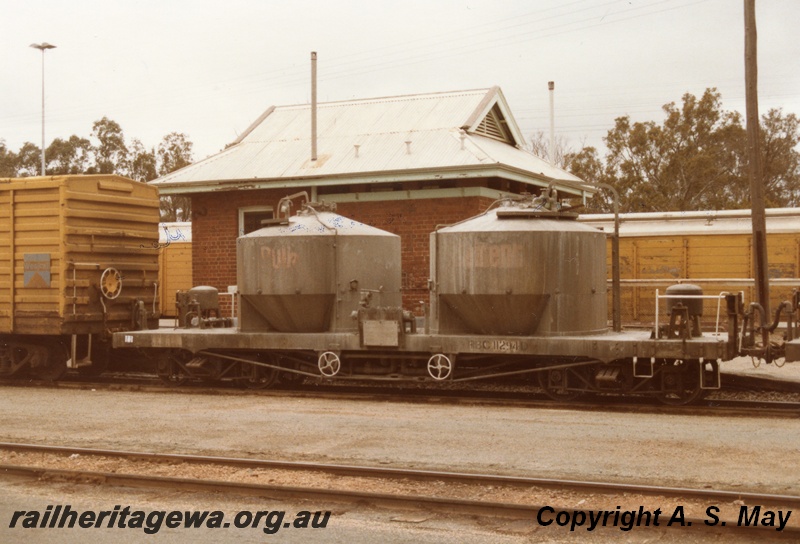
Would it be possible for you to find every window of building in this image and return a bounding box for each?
[239,206,274,236]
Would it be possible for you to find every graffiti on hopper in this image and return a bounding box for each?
[165,226,187,242]
[141,225,188,249]
[261,246,299,269]
[472,243,524,268]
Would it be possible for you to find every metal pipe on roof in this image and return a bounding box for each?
[548,81,555,167]
[311,51,318,162]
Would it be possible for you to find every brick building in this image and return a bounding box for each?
[152,87,590,310]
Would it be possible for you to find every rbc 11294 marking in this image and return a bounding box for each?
[467,339,526,353]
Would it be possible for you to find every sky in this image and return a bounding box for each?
[2,0,798,162]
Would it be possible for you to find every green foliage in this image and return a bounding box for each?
[47,135,92,175]
[567,88,800,213]
[128,139,158,182]
[0,141,17,177]
[157,132,193,176]
[760,109,800,208]
[159,194,192,223]
[92,117,129,174]
[16,142,42,177]
[1,119,195,221]
[156,132,194,222]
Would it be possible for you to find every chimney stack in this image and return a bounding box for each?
[311,52,318,162]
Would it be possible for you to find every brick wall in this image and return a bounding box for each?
[336,197,492,310]
[191,188,291,315]
[191,189,493,313]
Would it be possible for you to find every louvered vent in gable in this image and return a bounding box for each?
[474,104,513,144]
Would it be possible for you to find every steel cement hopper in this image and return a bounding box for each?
[237,203,401,333]
[240,293,335,333]
[438,294,551,336]
[430,198,608,337]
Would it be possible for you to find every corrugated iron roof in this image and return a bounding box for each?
[153,87,587,194]
[579,208,800,236]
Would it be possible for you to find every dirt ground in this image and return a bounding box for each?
[0,385,797,494]
[1,385,799,543]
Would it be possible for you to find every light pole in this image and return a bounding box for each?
[30,42,56,176]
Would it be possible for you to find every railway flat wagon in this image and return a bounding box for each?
[1,175,160,379]
[116,194,758,405]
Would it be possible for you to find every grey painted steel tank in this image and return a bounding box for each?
[430,198,608,336]
[237,203,402,333]
[665,284,704,316]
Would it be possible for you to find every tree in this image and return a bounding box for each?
[157,132,193,175]
[760,109,800,207]
[47,135,93,175]
[91,117,128,174]
[569,88,800,213]
[528,130,577,169]
[0,140,17,177]
[603,88,741,212]
[128,139,157,182]
[157,132,194,222]
[15,142,42,177]
[563,146,612,211]
[2,120,196,187]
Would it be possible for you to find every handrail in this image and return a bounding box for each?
[613,278,800,286]
[653,290,737,340]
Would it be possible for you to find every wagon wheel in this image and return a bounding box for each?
[657,359,706,405]
[30,341,68,381]
[538,368,583,401]
[318,351,341,378]
[1,344,35,377]
[427,354,453,381]
[156,351,190,386]
[243,358,279,389]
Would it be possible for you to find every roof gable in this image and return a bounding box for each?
[153,87,584,193]
[474,103,513,144]
[460,86,524,146]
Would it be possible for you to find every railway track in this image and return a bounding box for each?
[2,373,799,418]
[1,442,798,536]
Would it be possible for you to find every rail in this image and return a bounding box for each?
[1,443,798,533]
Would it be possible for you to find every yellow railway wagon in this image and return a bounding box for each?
[158,222,192,317]
[0,175,160,378]
[580,209,800,327]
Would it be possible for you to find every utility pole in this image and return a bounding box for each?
[744,0,769,317]
[30,42,56,176]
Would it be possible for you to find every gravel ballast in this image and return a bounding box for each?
[0,386,797,494]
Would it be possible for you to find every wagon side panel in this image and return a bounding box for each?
[60,175,160,334]
[1,177,63,334]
